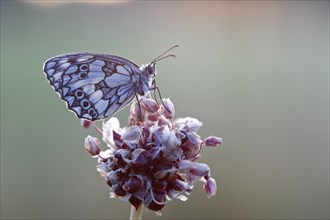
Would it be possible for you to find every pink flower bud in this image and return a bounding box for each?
[84,135,101,156]
[122,125,141,141]
[203,177,217,198]
[102,117,121,149]
[189,162,210,176]
[147,112,160,121]
[131,148,148,168]
[130,101,145,121]
[187,132,202,146]
[81,119,92,129]
[128,115,136,126]
[141,97,159,113]
[204,136,223,147]
[174,117,203,132]
[178,160,193,172]
[172,179,190,191]
[162,98,175,119]
[123,175,143,194]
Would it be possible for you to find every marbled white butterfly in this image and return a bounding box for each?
[43,45,178,121]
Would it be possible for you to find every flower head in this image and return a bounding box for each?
[85,96,222,213]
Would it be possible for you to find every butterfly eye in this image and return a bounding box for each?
[79,72,88,79]
[74,89,84,99]
[147,64,155,75]
[147,65,156,78]
[81,99,91,110]
[79,64,89,71]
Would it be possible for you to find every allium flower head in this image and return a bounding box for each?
[84,95,222,213]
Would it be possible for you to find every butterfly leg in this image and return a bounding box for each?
[135,94,144,121]
[151,79,160,105]
[149,80,172,114]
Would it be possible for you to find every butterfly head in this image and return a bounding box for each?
[137,63,157,96]
[147,63,157,77]
[138,45,179,96]
[143,45,179,79]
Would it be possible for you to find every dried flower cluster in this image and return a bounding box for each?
[84,95,222,213]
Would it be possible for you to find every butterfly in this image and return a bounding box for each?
[43,45,178,121]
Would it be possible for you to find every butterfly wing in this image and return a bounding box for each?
[43,52,140,121]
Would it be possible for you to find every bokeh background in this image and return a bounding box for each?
[1,1,329,219]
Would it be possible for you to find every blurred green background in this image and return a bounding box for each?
[1,1,329,219]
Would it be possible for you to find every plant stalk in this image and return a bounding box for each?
[130,204,143,220]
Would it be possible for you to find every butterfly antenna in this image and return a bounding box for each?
[153,54,176,63]
[151,45,179,64]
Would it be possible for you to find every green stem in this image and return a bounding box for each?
[130,204,143,220]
